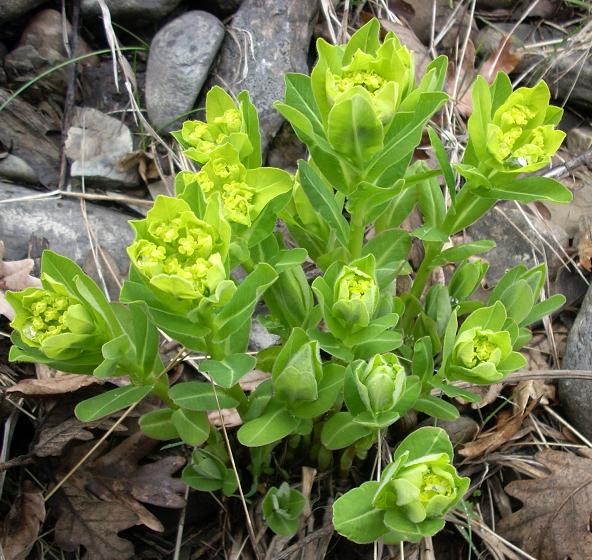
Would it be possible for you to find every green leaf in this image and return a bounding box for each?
[262,483,306,537]
[484,176,573,204]
[320,411,372,450]
[139,408,179,440]
[414,395,460,421]
[238,89,262,168]
[332,481,388,544]
[427,127,456,198]
[383,509,445,543]
[431,240,495,267]
[290,362,345,419]
[353,329,402,359]
[171,409,210,446]
[75,385,152,422]
[459,301,506,334]
[417,169,446,228]
[523,294,565,326]
[429,377,481,403]
[298,159,350,247]
[361,228,411,287]
[237,403,299,447]
[169,382,239,411]
[327,95,384,165]
[467,75,492,162]
[393,426,454,463]
[200,354,257,389]
[215,263,278,340]
[412,336,434,384]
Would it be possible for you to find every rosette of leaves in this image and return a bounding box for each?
[7,251,120,374]
[175,144,293,251]
[182,447,238,497]
[237,328,345,447]
[122,194,278,353]
[172,86,261,169]
[262,482,306,537]
[311,254,402,360]
[446,74,572,234]
[320,353,420,451]
[333,427,469,544]
[275,19,448,191]
[441,301,526,384]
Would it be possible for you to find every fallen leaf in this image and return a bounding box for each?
[0,481,46,560]
[6,375,99,397]
[459,389,537,458]
[34,416,126,457]
[499,450,592,560]
[51,431,185,559]
[577,216,592,272]
[0,240,41,320]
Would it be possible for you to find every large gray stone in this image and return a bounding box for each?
[209,0,318,154]
[0,88,61,188]
[0,0,45,24]
[145,11,225,132]
[82,0,182,24]
[0,184,135,273]
[560,285,592,439]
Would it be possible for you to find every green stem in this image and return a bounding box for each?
[348,219,365,260]
[410,243,442,300]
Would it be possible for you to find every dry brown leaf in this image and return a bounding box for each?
[0,481,45,560]
[34,416,126,457]
[459,396,537,459]
[0,240,42,320]
[6,375,99,396]
[498,450,592,560]
[577,216,592,272]
[52,432,186,559]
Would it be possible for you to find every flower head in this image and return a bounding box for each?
[174,86,251,165]
[447,327,514,384]
[373,452,464,524]
[486,82,565,173]
[348,353,406,419]
[333,263,379,328]
[312,20,413,126]
[128,196,228,301]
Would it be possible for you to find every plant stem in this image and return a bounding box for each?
[348,219,365,260]
[410,243,441,300]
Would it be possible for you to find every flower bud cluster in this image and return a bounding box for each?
[20,290,77,344]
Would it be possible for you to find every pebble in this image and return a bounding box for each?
[145,11,225,132]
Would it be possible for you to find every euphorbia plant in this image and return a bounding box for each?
[5,18,571,550]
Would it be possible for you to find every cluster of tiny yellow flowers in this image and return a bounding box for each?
[334,70,386,95]
[418,471,454,502]
[343,270,373,298]
[490,103,547,168]
[196,157,255,226]
[469,334,496,366]
[134,213,221,297]
[23,291,75,343]
[182,109,242,156]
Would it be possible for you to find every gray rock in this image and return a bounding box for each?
[560,284,592,439]
[82,0,182,24]
[0,0,45,24]
[466,204,569,285]
[209,0,318,153]
[145,11,225,132]
[65,107,139,189]
[0,88,61,188]
[0,184,135,273]
[0,154,38,184]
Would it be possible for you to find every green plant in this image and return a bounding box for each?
[5,18,570,548]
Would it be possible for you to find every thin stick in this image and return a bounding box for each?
[172,484,190,560]
[543,405,592,448]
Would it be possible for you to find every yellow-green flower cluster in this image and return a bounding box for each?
[333,264,379,328]
[18,290,77,344]
[316,26,413,125]
[128,196,227,301]
[180,108,243,164]
[486,82,565,173]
